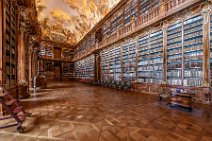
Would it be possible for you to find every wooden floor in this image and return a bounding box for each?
[0,81,212,141]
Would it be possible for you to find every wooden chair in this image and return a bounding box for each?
[117,81,124,90]
[158,86,171,105]
[123,81,131,90]
[115,81,120,89]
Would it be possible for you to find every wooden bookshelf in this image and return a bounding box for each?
[72,0,212,103]
[1,0,18,88]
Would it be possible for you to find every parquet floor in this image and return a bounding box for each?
[0,81,212,141]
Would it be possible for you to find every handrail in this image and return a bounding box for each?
[73,0,190,61]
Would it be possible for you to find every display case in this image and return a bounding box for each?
[122,41,136,81]
[183,15,203,87]
[167,20,183,86]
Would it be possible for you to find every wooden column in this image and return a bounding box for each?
[28,41,33,88]
[202,6,211,87]
[17,29,26,84]
[162,24,168,84]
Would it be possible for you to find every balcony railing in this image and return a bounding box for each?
[73,0,192,61]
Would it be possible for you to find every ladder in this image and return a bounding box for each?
[0,85,31,133]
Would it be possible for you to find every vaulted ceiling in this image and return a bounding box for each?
[36,0,120,45]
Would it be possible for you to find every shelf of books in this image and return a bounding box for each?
[122,41,136,81]
[131,0,138,19]
[139,0,151,17]
[101,49,109,81]
[124,3,131,25]
[62,49,69,60]
[5,1,17,87]
[63,63,74,79]
[81,60,86,79]
[111,17,117,34]
[84,55,95,80]
[167,20,183,86]
[74,61,82,79]
[116,10,123,30]
[39,46,45,56]
[138,35,149,83]
[102,22,111,39]
[109,46,121,81]
[210,15,212,86]
[149,29,163,84]
[109,47,115,80]
[167,15,203,87]
[183,15,203,87]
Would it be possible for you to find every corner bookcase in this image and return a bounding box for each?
[3,0,18,87]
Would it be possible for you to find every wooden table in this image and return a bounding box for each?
[170,91,195,110]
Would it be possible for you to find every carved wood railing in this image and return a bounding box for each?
[73,0,194,61]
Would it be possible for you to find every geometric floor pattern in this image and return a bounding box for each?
[0,81,212,141]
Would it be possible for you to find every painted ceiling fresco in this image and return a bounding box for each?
[36,0,120,45]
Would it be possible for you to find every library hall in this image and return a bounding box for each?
[0,0,212,141]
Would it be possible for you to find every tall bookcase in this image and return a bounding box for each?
[101,49,109,81]
[131,0,138,19]
[210,15,212,86]
[74,61,81,79]
[109,46,121,81]
[74,55,95,80]
[183,15,203,86]
[3,0,18,87]
[124,3,131,25]
[109,47,115,80]
[167,15,203,87]
[122,41,136,81]
[84,55,95,80]
[138,35,149,83]
[62,62,74,79]
[116,9,123,30]
[139,0,151,16]
[137,29,163,84]
[149,30,163,84]
[167,20,183,85]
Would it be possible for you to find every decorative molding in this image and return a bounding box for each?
[201,4,212,24]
